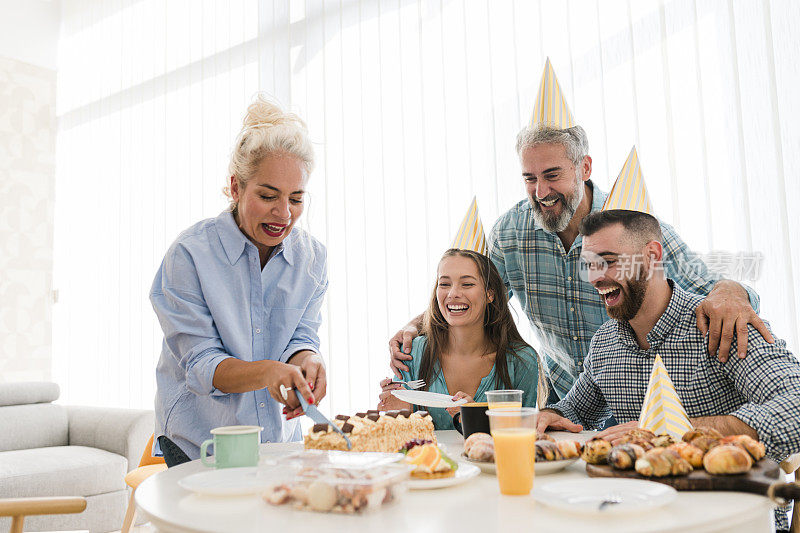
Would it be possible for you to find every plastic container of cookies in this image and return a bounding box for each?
[261,456,410,514]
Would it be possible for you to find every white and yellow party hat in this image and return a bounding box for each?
[638,354,693,439]
[451,197,487,255]
[602,146,655,215]
[529,57,576,130]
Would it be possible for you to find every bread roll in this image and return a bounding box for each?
[581,437,612,465]
[467,441,495,462]
[463,432,492,456]
[719,435,766,461]
[609,443,646,470]
[635,448,692,477]
[535,440,563,462]
[683,427,722,442]
[652,434,677,447]
[555,440,583,459]
[619,428,656,443]
[668,441,705,468]
[703,444,753,474]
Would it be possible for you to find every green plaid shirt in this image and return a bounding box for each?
[488,181,760,400]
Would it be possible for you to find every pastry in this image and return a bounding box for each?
[703,444,753,474]
[608,443,646,470]
[403,443,457,479]
[535,440,563,462]
[555,440,583,459]
[304,410,435,452]
[668,441,705,468]
[619,428,656,443]
[467,441,495,462]
[683,427,723,441]
[652,434,676,447]
[634,448,692,477]
[464,432,492,456]
[536,432,556,442]
[581,437,612,464]
[719,435,766,461]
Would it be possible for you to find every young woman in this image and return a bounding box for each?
[379,249,545,429]
[152,95,328,465]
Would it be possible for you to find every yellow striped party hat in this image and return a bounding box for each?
[529,57,576,130]
[638,354,693,439]
[602,146,655,215]
[451,197,487,255]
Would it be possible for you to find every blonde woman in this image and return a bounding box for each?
[152,95,327,465]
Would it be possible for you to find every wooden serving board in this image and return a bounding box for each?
[586,459,800,500]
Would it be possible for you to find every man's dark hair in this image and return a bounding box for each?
[579,210,662,244]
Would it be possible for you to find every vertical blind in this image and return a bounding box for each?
[54,0,800,416]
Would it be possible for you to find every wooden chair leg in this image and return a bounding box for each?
[121,489,137,533]
[10,515,24,533]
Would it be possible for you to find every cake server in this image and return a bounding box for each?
[293,387,352,450]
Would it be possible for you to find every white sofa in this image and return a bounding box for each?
[0,382,153,532]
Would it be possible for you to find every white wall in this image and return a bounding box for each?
[0,0,59,382]
[0,0,60,69]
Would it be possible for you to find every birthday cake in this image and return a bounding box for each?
[304,409,436,452]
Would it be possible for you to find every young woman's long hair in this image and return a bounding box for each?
[417,249,547,406]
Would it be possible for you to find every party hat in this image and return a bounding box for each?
[451,197,487,255]
[529,57,576,130]
[638,354,693,439]
[602,146,655,215]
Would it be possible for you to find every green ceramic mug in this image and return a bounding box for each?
[200,425,262,468]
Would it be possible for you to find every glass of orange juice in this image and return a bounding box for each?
[487,407,537,495]
[485,389,523,410]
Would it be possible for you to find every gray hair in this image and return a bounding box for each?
[515,124,590,167]
[224,94,314,202]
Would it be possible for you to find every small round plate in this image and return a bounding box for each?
[407,463,480,489]
[535,457,579,475]
[460,454,577,475]
[460,452,496,474]
[533,478,677,515]
[178,467,272,496]
[390,389,468,408]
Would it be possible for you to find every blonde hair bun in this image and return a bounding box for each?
[242,94,307,131]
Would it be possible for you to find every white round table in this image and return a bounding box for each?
[136,431,776,533]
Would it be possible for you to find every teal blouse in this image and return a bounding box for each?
[398,336,540,430]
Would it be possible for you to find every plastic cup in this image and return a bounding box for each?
[485,389,523,410]
[487,407,537,495]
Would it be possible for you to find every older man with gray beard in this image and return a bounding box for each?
[389,124,771,408]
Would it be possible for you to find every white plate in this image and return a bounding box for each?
[535,457,579,475]
[460,453,496,474]
[390,389,468,409]
[178,467,274,496]
[459,454,577,475]
[407,462,480,489]
[533,478,677,515]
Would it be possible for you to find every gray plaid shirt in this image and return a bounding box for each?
[551,281,800,464]
[489,181,760,400]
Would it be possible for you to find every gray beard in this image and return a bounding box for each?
[531,178,584,233]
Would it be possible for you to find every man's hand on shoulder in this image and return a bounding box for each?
[695,279,774,362]
[388,317,422,377]
[536,409,583,436]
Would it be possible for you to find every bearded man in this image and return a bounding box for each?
[535,209,800,531]
[390,124,772,404]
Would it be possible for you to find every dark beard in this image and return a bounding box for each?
[607,276,648,322]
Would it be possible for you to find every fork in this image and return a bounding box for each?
[598,492,623,511]
[390,379,426,390]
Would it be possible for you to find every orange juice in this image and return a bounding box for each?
[491,427,536,495]
[487,400,523,410]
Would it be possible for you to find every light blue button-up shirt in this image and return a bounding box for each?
[151,210,328,459]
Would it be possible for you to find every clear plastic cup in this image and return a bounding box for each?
[487,407,538,495]
[485,389,523,410]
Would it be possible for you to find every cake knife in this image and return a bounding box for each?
[292,387,352,450]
